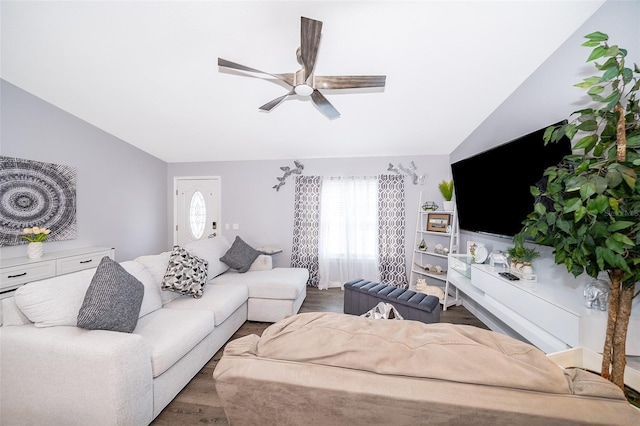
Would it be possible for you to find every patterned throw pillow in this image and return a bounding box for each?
[77,257,144,333]
[162,246,209,298]
[219,236,261,273]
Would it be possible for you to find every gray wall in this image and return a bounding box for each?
[450,0,639,255]
[168,155,452,272]
[1,80,168,262]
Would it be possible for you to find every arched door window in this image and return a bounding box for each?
[189,191,206,239]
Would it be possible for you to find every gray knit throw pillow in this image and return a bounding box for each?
[219,236,260,273]
[77,257,144,333]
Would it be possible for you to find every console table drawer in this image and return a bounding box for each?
[56,251,110,275]
[0,261,56,291]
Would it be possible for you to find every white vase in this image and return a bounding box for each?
[27,242,44,259]
[443,200,455,211]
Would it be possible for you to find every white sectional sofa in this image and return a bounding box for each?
[0,236,308,425]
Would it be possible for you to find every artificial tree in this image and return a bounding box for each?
[520,32,639,390]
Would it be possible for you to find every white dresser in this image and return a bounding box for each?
[0,247,115,299]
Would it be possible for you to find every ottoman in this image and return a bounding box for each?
[343,278,440,323]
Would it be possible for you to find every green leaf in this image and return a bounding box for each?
[563,198,582,213]
[588,85,605,95]
[601,65,620,82]
[530,185,540,197]
[574,206,587,222]
[606,236,625,254]
[587,46,607,62]
[626,135,640,147]
[609,197,619,213]
[594,194,609,213]
[584,31,608,42]
[606,169,623,188]
[618,164,637,189]
[534,202,546,216]
[577,120,598,132]
[573,134,597,151]
[613,232,635,247]
[579,182,596,200]
[608,221,635,232]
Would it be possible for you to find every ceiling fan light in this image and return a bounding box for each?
[294,84,314,96]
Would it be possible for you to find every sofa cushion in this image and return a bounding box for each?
[164,284,248,326]
[219,236,260,273]
[77,257,144,333]
[209,267,308,300]
[184,236,231,278]
[162,246,209,298]
[134,308,215,377]
[15,267,97,327]
[135,251,181,305]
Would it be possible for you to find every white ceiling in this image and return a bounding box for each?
[1,1,605,163]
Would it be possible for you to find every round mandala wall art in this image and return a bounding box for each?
[0,156,77,246]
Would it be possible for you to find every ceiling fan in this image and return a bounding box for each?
[218,16,386,119]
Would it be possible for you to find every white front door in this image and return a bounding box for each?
[174,177,221,246]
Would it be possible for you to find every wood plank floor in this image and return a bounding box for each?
[151,287,487,425]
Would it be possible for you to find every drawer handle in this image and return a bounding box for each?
[7,272,27,278]
[79,259,93,264]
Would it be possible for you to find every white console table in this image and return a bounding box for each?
[447,257,640,356]
[0,247,115,298]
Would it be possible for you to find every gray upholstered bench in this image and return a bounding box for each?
[343,279,440,324]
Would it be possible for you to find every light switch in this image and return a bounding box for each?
[232,223,239,230]
[225,223,230,230]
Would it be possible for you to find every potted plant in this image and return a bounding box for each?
[438,179,454,211]
[520,32,639,391]
[506,234,539,275]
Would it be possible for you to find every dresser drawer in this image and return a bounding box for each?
[0,261,56,291]
[56,250,112,275]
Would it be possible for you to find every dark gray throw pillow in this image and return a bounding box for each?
[219,236,260,273]
[77,256,144,333]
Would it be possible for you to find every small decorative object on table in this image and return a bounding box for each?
[434,243,449,256]
[21,226,51,259]
[584,279,610,311]
[418,239,427,251]
[488,250,509,270]
[421,201,439,211]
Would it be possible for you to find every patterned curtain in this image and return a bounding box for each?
[290,176,322,287]
[378,174,407,287]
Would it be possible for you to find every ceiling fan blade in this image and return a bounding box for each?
[259,90,295,112]
[218,58,294,86]
[314,75,386,90]
[311,90,340,119]
[300,17,323,82]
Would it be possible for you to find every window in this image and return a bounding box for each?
[318,177,379,288]
[189,191,206,239]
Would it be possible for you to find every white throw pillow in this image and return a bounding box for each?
[248,255,273,271]
[15,268,97,327]
[135,251,180,304]
[184,236,231,278]
[120,260,162,318]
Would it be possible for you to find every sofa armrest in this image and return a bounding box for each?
[0,325,154,426]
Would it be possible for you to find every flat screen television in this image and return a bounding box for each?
[451,122,572,238]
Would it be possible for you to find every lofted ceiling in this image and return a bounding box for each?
[1,1,605,163]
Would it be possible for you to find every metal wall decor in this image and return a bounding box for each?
[0,156,77,245]
[273,160,304,191]
[387,161,425,185]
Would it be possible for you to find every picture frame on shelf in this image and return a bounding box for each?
[427,213,450,232]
